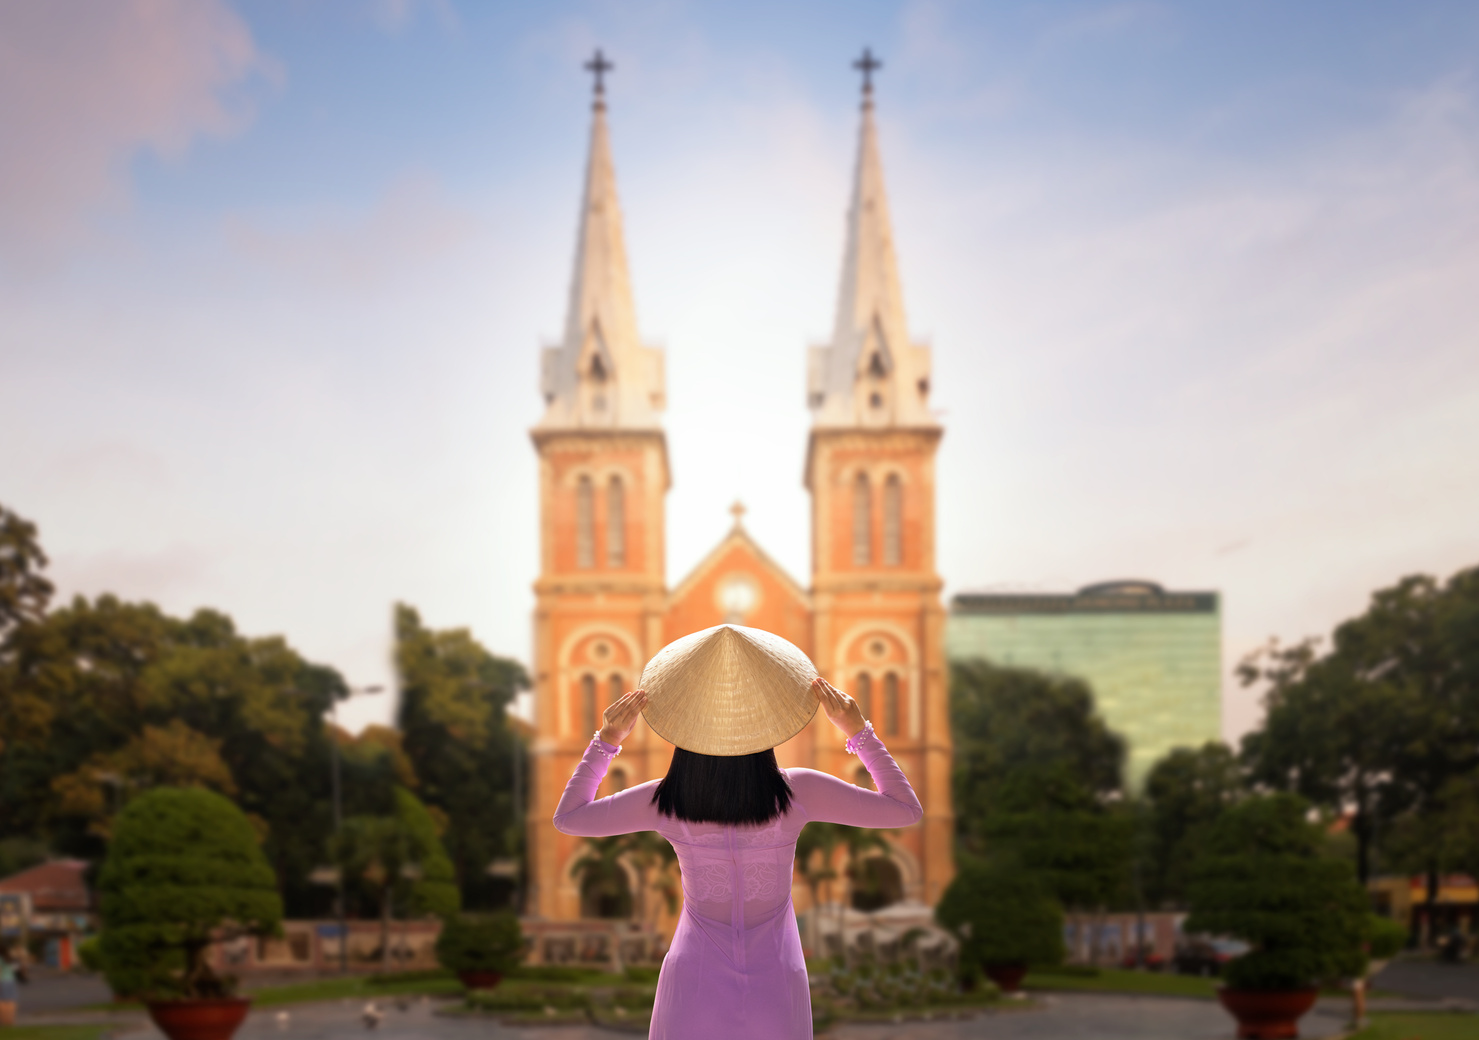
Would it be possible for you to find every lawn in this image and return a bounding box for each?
[247,971,465,1007]
[1352,1011,1479,1040]
[1022,967,1220,999]
[0,1028,112,1040]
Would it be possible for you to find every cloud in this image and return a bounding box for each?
[0,0,272,262]
[368,0,459,35]
[222,174,482,291]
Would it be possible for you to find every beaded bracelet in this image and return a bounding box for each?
[592,733,621,758]
[844,720,876,755]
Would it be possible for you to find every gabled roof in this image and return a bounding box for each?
[668,517,810,611]
[0,860,92,912]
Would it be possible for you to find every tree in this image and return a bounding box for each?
[1185,794,1368,991]
[50,720,237,838]
[570,836,632,919]
[97,787,282,999]
[1142,742,1244,906]
[335,786,460,972]
[0,593,342,914]
[936,861,1063,972]
[796,822,842,952]
[0,503,52,648]
[1241,566,1479,907]
[619,830,678,933]
[982,763,1134,913]
[1239,638,1406,884]
[950,661,1124,857]
[395,604,528,909]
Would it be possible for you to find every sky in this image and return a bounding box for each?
[2,1,1478,740]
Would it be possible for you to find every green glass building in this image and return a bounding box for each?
[946,581,1222,791]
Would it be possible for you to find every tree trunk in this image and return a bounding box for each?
[1425,860,1440,949]
[380,885,392,974]
[1353,788,1372,885]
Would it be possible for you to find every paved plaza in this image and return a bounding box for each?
[100,991,1350,1040]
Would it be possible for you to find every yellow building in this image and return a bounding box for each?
[526,73,952,929]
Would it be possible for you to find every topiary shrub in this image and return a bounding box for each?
[1186,794,1367,992]
[1366,915,1407,961]
[935,861,1064,978]
[435,912,527,974]
[97,787,282,999]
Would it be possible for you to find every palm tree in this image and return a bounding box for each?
[334,815,413,973]
[570,835,632,919]
[796,822,842,954]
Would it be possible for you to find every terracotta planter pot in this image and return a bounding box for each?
[983,962,1028,993]
[457,969,504,990]
[1216,987,1319,1039]
[146,997,252,1040]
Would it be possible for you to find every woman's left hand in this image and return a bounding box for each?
[599,689,648,746]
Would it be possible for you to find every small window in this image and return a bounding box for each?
[854,766,875,792]
[609,673,624,707]
[882,474,902,566]
[581,674,597,736]
[576,475,595,569]
[883,673,900,736]
[608,768,629,794]
[856,673,873,720]
[607,476,625,568]
[852,472,872,566]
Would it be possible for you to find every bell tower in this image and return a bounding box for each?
[805,50,954,905]
[528,51,670,920]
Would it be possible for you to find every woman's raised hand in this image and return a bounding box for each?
[813,677,866,739]
[599,689,648,746]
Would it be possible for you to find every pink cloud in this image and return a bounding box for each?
[0,0,271,260]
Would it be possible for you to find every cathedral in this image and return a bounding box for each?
[526,55,953,929]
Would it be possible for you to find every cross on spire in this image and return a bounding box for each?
[584,48,613,105]
[853,47,882,102]
[729,500,747,526]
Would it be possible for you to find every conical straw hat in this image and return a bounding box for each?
[640,624,819,756]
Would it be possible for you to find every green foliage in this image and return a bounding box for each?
[395,604,528,910]
[435,912,526,974]
[1241,566,1479,887]
[1366,915,1408,960]
[1185,794,1368,991]
[935,861,1064,968]
[96,787,282,999]
[76,935,103,973]
[0,587,342,915]
[394,788,460,918]
[949,662,1132,911]
[950,662,1125,854]
[570,836,632,918]
[1142,742,1244,906]
[0,503,53,646]
[981,764,1134,909]
[0,836,48,878]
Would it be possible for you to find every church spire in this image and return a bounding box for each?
[539,50,665,430]
[807,50,934,429]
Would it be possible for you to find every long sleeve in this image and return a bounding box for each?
[552,739,664,837]
[787,727,923,828]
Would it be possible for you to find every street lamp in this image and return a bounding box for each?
[329,684,384,973]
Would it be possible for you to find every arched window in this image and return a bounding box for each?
[608,768,629,794]
[883,673,900,736]
[606,475,626,568]
[882,474,902,566]
[580,674,597,736]
[852,472,872,566]
[855,673,873,720]
[608,673,624,708]
[575,475,595,569]
[853,766,875,792]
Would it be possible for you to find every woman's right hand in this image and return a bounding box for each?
[814,677,866,739]
[598,689,647,746]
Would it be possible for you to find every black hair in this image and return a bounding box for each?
[652,747,794,825]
